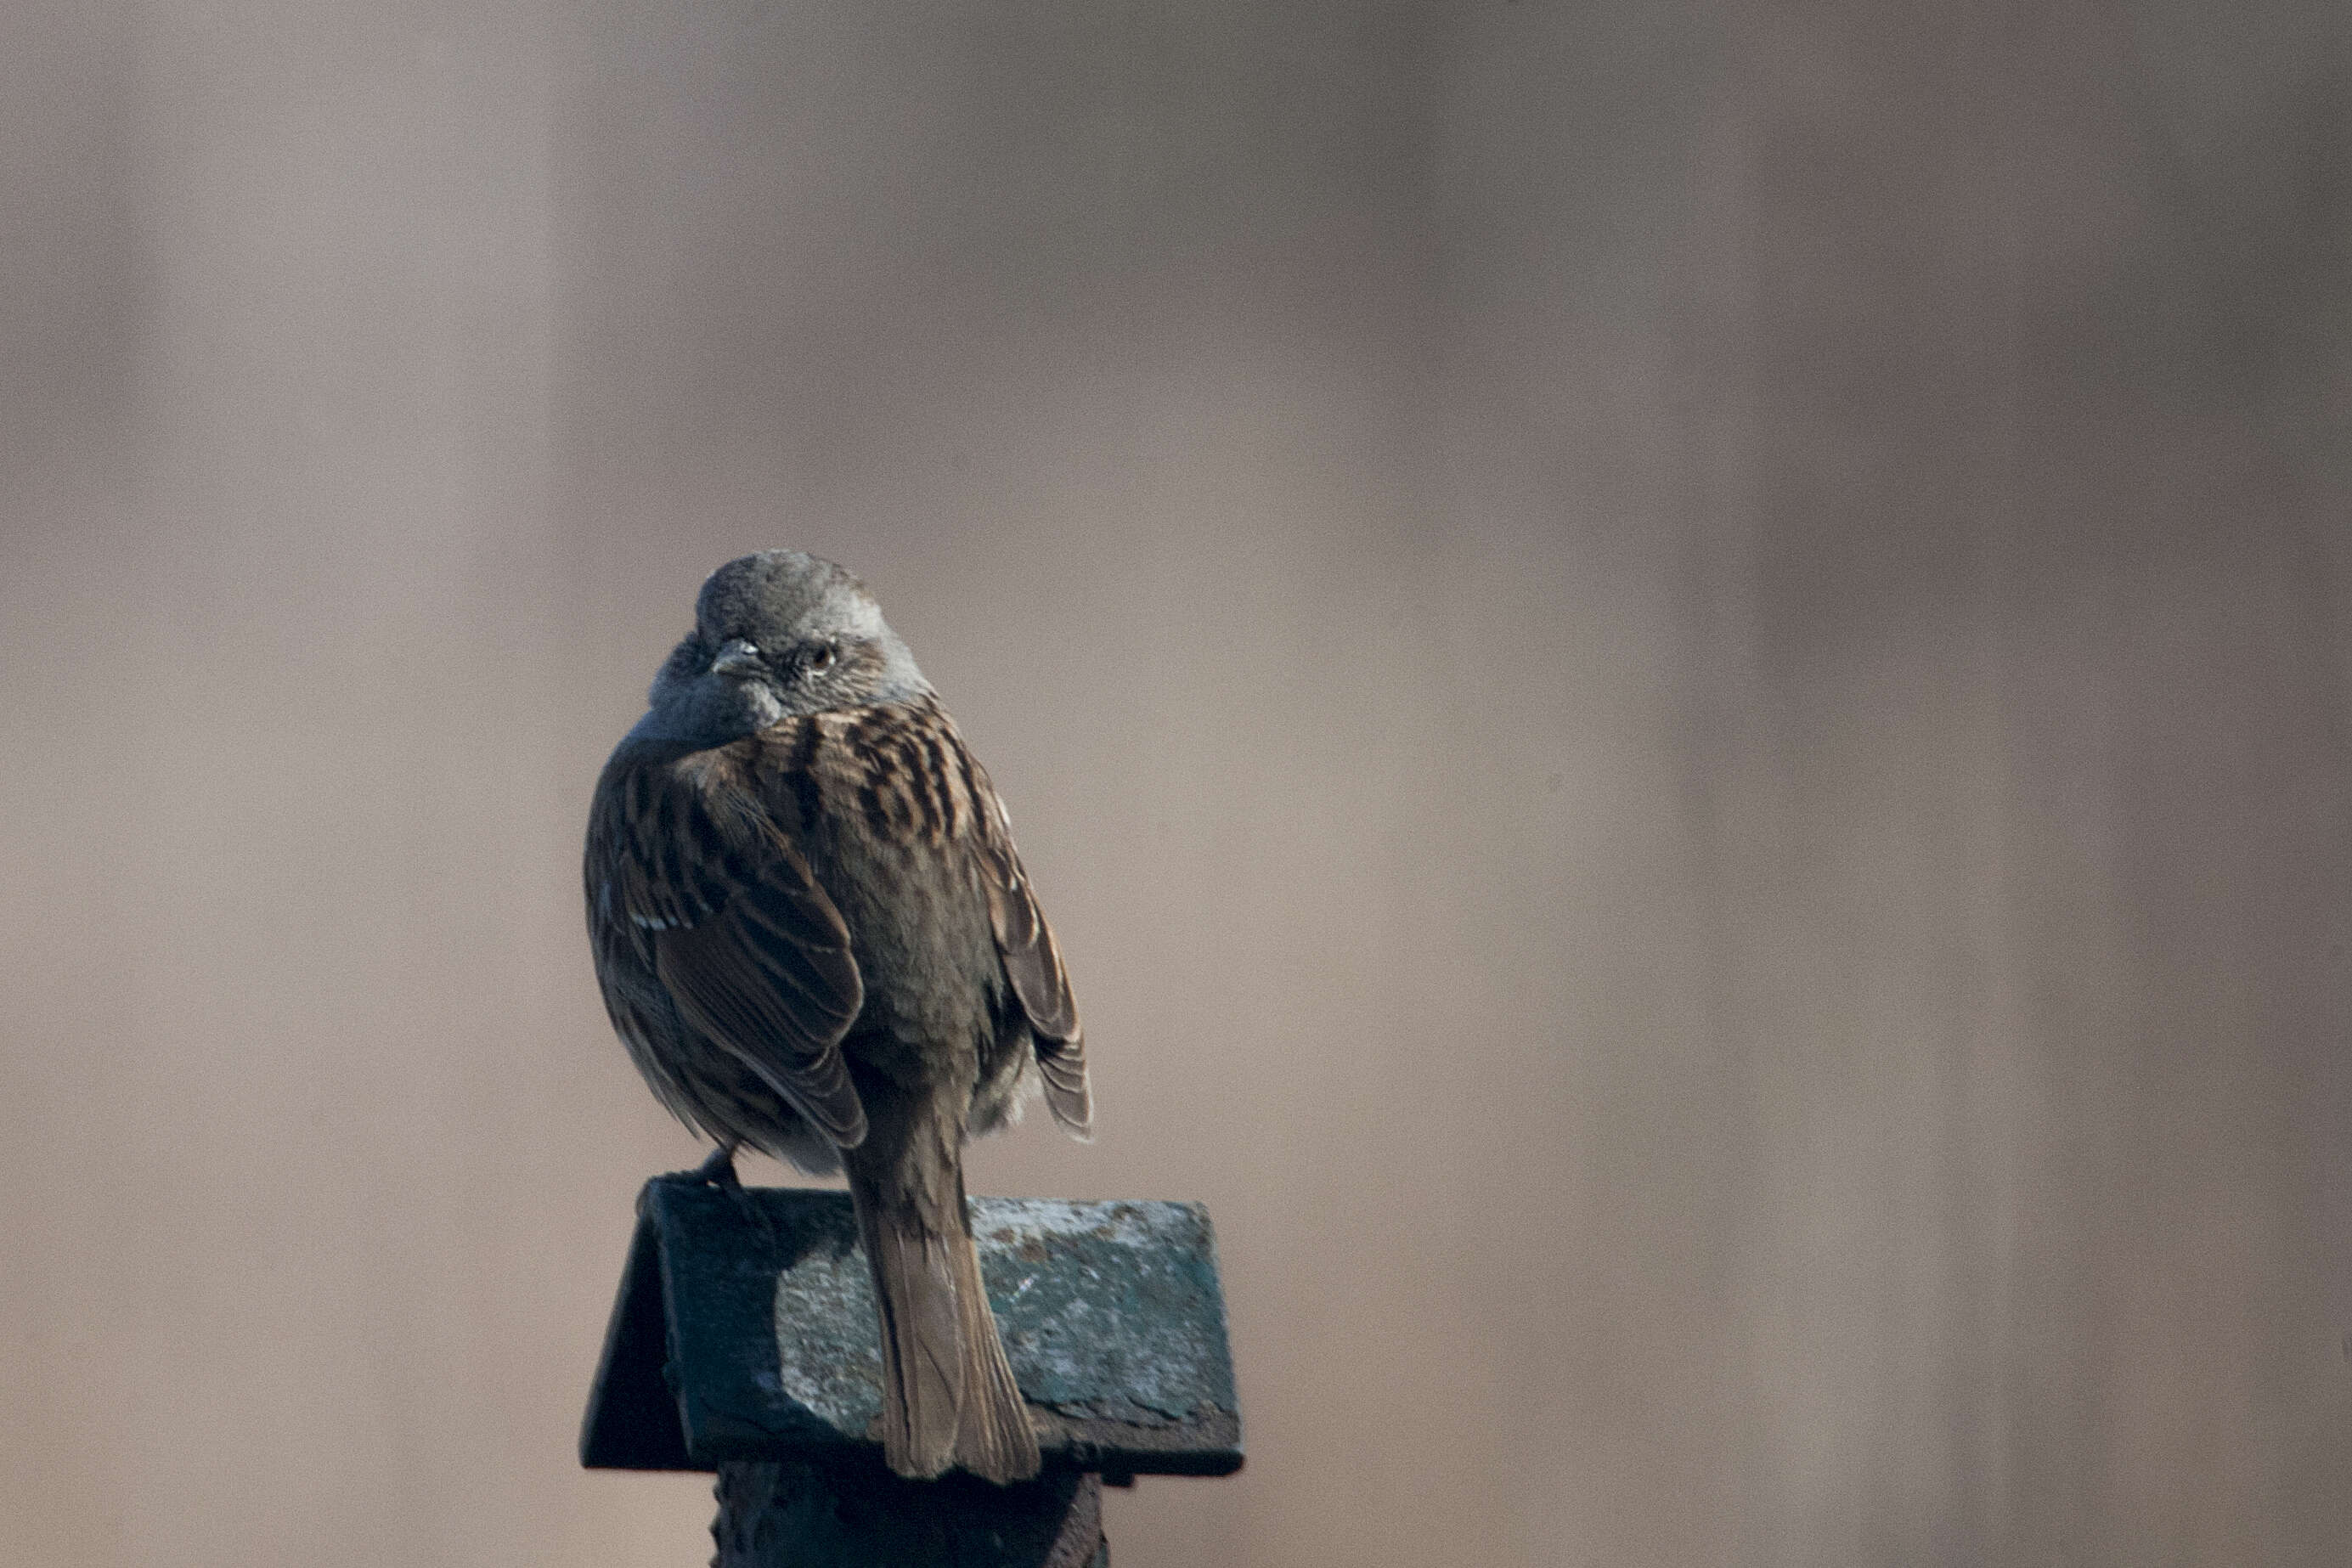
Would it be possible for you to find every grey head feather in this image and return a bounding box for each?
[637,550,931,747]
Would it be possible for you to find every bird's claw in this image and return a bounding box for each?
[659,1144,777,1250]
[661,1143,742,1188]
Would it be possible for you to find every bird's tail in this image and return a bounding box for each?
[849,1167,1041,1485]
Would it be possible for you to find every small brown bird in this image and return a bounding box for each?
[584,550,1091,1484]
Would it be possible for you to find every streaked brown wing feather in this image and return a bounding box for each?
[604,745,869,1147]
[964,756,1092,1137]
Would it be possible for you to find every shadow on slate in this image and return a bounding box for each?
[582,1180,1244,1481]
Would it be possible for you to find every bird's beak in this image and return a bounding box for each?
[710,639,764,679]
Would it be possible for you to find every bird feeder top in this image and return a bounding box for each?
[582,1180,1244,1479]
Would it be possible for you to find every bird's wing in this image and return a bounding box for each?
[962,747,1092,1138]
[597,744,868,1148]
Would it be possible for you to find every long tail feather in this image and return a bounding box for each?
[849,1171,1041,1484]
[855,1195,964,1478]
[947,1207,1040,1483]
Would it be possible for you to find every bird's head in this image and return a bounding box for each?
[642,550,930,742]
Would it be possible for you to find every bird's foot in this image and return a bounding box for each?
[663,1143,742,1188]
[663,1143,778,1250]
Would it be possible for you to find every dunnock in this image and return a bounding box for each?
[584,550,1091,1484]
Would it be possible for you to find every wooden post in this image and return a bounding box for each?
[712,1459,1108,1567]
[582,1181,1241,1565]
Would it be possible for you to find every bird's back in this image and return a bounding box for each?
[745,697,1035,1130]
[586,697,1037,1163]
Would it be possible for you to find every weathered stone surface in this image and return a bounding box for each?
[582,1182,1244,1477]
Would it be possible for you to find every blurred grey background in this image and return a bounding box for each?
[3,2,2347,1564]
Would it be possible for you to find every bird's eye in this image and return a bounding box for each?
[805,642,837,674]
